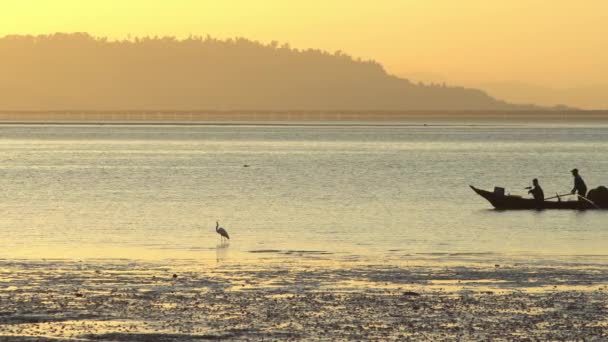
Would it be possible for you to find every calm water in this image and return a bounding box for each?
[1,123,607,264]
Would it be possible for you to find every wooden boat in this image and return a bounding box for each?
[470,185,597,210]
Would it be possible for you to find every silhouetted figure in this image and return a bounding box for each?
[527,178,544,204]
[570,169,587,200]
[215,221,230,242]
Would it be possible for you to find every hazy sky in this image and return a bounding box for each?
[2,0,607,108]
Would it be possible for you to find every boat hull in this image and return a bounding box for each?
[470,186,597,210]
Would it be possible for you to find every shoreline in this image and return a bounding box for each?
[0,110,608,125]
[0,121,528,127]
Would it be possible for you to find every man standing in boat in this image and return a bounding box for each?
[570,168,587,200]
[527,178,544,204]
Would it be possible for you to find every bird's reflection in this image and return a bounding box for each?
[216,241,230,264]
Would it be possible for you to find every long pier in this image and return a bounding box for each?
[0,110,607,124]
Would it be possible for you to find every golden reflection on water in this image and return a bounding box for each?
[2,123,608,264]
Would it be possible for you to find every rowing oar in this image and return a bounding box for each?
[544,193,573,201]
[578,194,601,209]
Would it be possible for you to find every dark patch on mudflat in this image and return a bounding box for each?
[82,330,300,341]
[1,313,98,324]
[248,249,282,253]
[283,250,333,255]
[248,249,334,255]
[0,337,64,342]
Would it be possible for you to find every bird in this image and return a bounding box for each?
[215,221,230,242]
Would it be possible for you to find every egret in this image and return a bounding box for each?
[215,221,230,242]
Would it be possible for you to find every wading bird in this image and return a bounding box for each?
[216,221,230,242]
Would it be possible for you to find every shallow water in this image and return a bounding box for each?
[1,122,607,264]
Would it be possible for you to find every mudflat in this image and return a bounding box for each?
[1,259,607,341]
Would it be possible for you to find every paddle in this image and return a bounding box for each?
[544,193,574,201]
[577,194,600,209]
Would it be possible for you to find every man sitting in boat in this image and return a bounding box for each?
[527,178,544,203]
[570,168,587,200]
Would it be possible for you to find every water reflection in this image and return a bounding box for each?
[216,242,230,264]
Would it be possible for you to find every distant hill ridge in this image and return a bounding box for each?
[0,33,538,111]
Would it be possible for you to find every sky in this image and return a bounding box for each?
[1,0,607,108]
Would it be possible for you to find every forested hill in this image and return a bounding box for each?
[0,33,533,111]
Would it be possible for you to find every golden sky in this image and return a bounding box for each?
[2,0,607,107]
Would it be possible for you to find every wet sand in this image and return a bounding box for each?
[1,259,607,341]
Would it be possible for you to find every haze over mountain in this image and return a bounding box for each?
[3,1,607,109]
[477,82,608,110]
[0,33,537,111]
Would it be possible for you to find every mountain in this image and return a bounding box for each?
[0,33,536,111]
